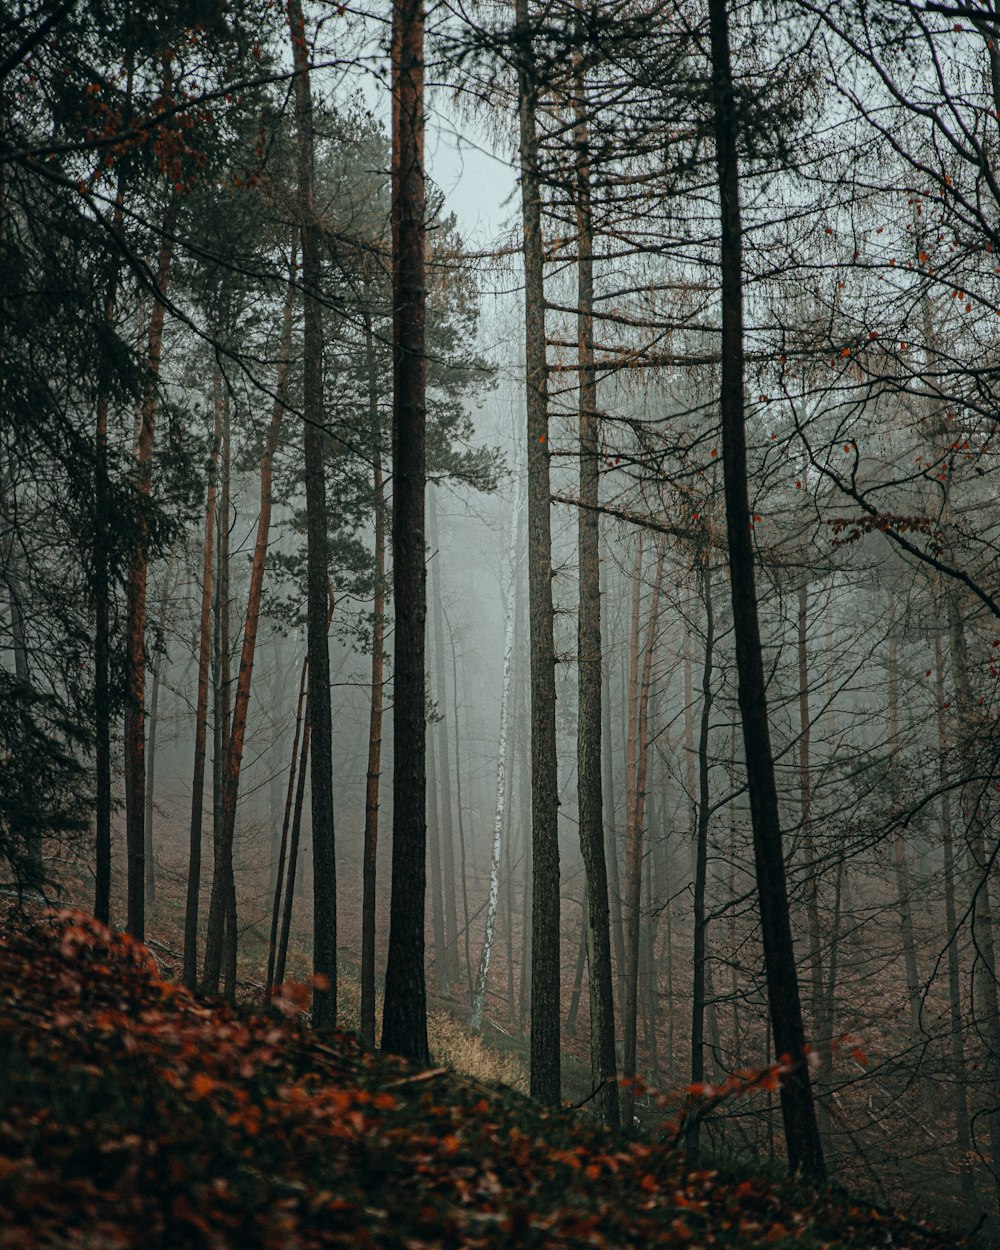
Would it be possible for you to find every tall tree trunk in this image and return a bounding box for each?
[622,537,665,1127]
[516,0,560,1105]
[1,484,39,885]
[503,762,516,1027]
[798,584,823,1023]
[445,607,474,1004]
[601,568,626,995]
[665,863,675,1082]
[566,897,587,1038]
[218,388,232,796]
[267,656,308,1000]
[887,631,922,1036]
[707,0,824,1178]
[687,551,715,1153]
[144,558,175,912]
[621,536,643,1125]
[470,499,519,1032]
[430,487,460,986]
[123,202,177,942]
[642,857,661,1084]
[949,595,1000,1215]
[574,65,619,1131]
[182,378,222,988]
[276,699,311,992]
[208,393,230,985]
[288,0,337,1029]
[267,632,289,897]
[361,312,386,1050]
[382,0,429,1063]
[683,586,698,887]
[93,375,113,921]
[203,261,294,999]
[797,582,828,1137]
[935,634,976,1205]
[427,699,447,994]
[93,154,129,923]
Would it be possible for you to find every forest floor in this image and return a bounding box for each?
[0,907,970,1249]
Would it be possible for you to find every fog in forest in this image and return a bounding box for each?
[5,0,1000,1241]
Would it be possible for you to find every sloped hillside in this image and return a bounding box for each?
[0,911,965,1249]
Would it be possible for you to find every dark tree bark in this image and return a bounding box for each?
[707,0,825,1178]
[210,383,231,974]
[288,0,337,1029]
[93,376,113,923]
[183,378,222,989]
[1,490,39,884]
[276,697,311,993]
[949,595,1000,1215]
[641,860,660,1084]
[574,66,619,1132]
[381,0,430,1064]
[93,167,128,926]
[123,203,177,942]
[797,585,823,1025]
[797,583,828,1136]
[516,0,560,1107]
[686,551,714,1154]
[267,656,308,1000]
[361,311,386,1050]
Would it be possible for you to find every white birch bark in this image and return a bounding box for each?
[469,490,521,1032]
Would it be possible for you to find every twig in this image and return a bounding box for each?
[383,1067,449,1088]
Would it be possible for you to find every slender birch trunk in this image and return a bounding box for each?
[445,607,474,1004]
[430,488,460,985]
[470,498,519,1032]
